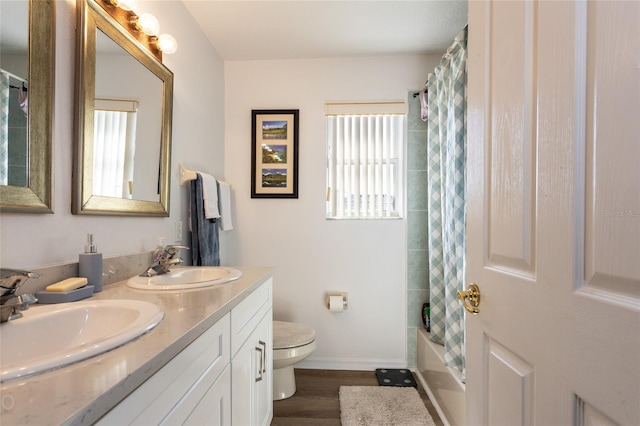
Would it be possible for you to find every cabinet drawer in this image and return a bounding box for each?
[231,278,272,356]
[97,313,230,425]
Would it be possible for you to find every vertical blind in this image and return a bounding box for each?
[326,103,405,219]
[93,99,138,199]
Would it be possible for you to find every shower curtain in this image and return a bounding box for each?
[426,28,467,374]
[0,70,9,185]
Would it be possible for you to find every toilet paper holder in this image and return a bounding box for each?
[326,292,348,311]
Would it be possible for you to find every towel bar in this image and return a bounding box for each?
[179,165,232,189]
[179,164,197,185]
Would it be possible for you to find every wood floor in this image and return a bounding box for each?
[271,369,444,425]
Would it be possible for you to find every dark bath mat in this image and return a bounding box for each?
[375,368,417,387]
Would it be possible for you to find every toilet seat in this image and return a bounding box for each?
[273,320,315,349]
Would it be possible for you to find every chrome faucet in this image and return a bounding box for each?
[140,245,190,277]
[0,269,39,322]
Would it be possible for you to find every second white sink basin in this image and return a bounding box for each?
[127,266,242,291]
[0,299,163,383]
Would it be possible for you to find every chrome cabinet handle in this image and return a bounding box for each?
[259,340,267,374]
[457,283,481,315]
[255,345,264,382]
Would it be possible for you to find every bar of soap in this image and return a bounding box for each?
[46,277,88,292]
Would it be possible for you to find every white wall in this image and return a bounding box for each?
[224,56,432,369]
[0,0,440,370]
[0,0,224,268]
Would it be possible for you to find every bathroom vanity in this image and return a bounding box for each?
[0,266,273,425]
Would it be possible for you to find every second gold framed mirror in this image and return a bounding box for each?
[73,0,173,216]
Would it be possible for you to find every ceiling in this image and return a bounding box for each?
[182,1,468,61]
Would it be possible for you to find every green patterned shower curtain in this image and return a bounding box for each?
[426,28,467,374]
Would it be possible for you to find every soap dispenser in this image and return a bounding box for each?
[79,233,103,292]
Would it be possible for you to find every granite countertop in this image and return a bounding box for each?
[0,266,274,426]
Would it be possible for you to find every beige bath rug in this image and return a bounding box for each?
[339,386,436,426]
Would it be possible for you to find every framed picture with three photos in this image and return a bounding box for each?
[251,109,299,198]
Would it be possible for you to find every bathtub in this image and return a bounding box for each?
[415,328,465,426]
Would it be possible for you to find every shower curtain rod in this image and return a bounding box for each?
[412,24,467,99]
[412,73,433,98]
[9,82,27,92]
[1,68,28,83]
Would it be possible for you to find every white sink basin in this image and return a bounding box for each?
[127,266,242,291]
[0,299,163,382]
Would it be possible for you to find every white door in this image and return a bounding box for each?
[465,1,640,425]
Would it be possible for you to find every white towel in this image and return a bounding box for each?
[198,172,220,219]
[217,180,233,231]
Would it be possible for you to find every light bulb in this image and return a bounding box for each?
[138,13,159,36]
[157,34,178,54]
[117,0,137,11]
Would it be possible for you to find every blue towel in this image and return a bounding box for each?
[190,174,220,266]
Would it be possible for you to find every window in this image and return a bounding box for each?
[326,102,405,219]
[93,99,138,199]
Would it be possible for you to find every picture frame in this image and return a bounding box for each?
[251,109,299,198]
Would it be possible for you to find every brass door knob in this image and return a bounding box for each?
[457,283,481,315]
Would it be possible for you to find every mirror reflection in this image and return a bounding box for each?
[94,29,163,202]
[73,0,173,216]
[0,0,29,188]
[0,0,54,213]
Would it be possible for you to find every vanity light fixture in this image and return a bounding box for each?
[104,0,136,11]
[97,0,178,58]
[153,34,178,55]
[115,0,136,11]
[130,13,160,36]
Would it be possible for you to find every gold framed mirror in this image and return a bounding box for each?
[73,0,173,216]
[0,0,54,213]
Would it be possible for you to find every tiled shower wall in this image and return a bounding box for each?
[406,91,429,368]
[7,80,28,186]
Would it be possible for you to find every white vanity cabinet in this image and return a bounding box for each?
[231,278,273,426]
[96,277,273,425]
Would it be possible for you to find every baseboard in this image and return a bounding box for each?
[297,357,407,371]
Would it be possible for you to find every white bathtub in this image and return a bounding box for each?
[415,328,465,426]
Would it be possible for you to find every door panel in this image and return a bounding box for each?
[584,1,640,299]
[487,0,537,276]
[466,1,640,425]
[485,337,534,426]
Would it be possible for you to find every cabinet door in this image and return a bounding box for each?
[182,366,231,426]
[231,309,272,426]
[231,278,272,356]
[253,311,272,426]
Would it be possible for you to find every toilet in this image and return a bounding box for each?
[272,320,316,400]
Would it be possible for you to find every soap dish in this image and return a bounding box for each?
[35,285,95,304]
